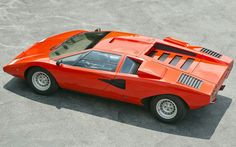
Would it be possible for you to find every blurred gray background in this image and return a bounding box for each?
[0,0,236,146]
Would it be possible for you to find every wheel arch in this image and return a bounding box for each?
[24,66,59,95]
[141,94,189,109]
[24,66,41,79]
[24,66,58,85]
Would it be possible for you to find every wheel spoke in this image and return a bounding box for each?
[156,99,177,119]
[32,71,51,91]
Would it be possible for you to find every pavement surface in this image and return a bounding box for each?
[0,0,236,146]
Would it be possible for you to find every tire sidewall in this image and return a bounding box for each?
[26,67,58,95]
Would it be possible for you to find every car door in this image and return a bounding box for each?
[104,56,151,104]
[53,50,122,97]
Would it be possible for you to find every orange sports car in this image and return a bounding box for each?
[3,29,234,123]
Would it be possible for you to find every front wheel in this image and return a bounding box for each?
[150,95,188,123]
[26,67,58,95]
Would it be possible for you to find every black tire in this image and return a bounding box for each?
[150,95,188,123]
[26,67,59,95]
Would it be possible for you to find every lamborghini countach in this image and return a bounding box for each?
[3,29,234,123]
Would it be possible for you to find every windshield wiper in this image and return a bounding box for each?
[62,44,69,49]
[55,51,60,55]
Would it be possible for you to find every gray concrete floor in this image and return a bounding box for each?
[0,0,236,146]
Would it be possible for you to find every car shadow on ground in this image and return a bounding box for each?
[4,78,232,139]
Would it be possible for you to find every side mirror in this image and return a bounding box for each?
[56,60,62,66]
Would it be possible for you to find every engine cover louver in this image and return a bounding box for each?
[178,73,203,89]
[200,48,222,58]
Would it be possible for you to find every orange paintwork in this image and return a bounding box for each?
[3,30,234,109]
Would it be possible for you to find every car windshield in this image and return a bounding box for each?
[50,31,110,58]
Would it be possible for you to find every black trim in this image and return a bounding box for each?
[220,85,225,91]
[155,43,197,57]
[99,78,126,89]
[147,50,157,57]
[85,31,110,49]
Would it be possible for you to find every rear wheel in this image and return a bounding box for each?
[26,67,58,95]
[150,95,188,123]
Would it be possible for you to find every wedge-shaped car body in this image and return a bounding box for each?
[3,30,234,123]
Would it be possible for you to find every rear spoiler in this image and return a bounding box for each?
[164,37,202,49]
[164,37,190,48]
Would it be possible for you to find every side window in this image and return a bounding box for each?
[120,57,141,74]
[61,52,88,65]
[75,51,121,72]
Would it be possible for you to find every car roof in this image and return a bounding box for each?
[94,31,156,57]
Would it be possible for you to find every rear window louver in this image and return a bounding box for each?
[180,58,194,70]
[169,55,182,66]
[200,48,222,58]
[158,53,169,61]
[178,73,203,89]
[147,50,157,57]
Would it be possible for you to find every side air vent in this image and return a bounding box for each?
[200,48,222,58]
[178,73,203,89]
